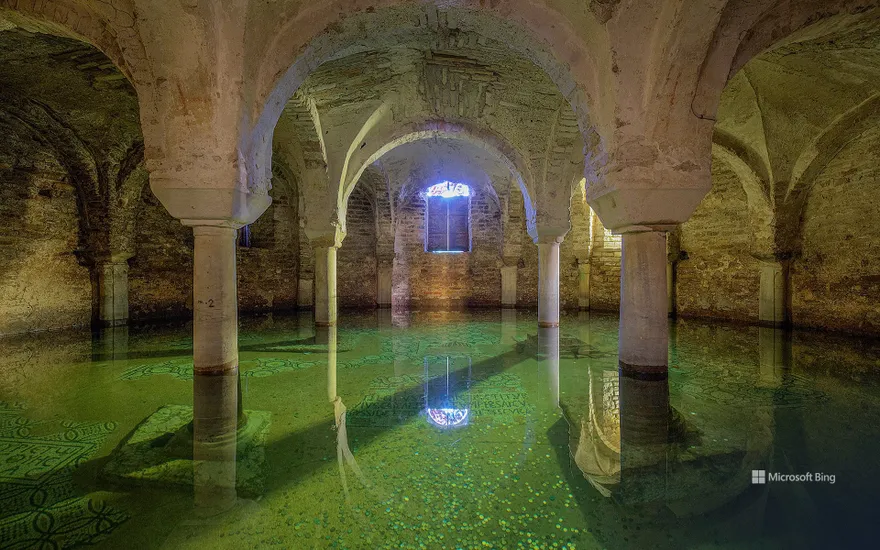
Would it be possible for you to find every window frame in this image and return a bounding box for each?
[424,194,472,253]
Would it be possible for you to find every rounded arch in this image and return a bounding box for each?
[339,118,536,234]
[0,2,141,85]
[251,3,598,168]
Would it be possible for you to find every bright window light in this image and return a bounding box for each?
[426,181,470,198]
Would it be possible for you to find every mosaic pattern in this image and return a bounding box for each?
[0,402,127,549]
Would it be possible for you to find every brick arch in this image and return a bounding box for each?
[693,0,878,120]
[251,2,597,174]
[339,118,536,235]
[0,1,143,85]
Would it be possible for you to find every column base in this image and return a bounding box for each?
[315,321,336,327]
[97,318,129,328]
[538,321,559,328]
[619,361,668,381]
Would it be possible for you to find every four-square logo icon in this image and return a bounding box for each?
[752,470,766,484]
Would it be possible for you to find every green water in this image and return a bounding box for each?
[1,310,879,549]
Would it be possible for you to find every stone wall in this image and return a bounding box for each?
[588,212,621,312]
[677,159,760,322]
[0,131,91,334]
[339,186,377,308]
[792,126,880,335]
[393,188,502,309]
[128,188,193,321]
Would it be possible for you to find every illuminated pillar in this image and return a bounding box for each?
[578,260,591,310]
[537,236,563,327]
[96,260,129,326]
[314,245,338,327]
[189,224,239,513]
[377,255,393,308]
[501,263,517,308]
[619,231,668,376]
[759,260,789,326]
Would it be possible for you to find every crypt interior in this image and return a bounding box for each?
[0,1,879,548]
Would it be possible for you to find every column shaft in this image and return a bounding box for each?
[619,231,668,375]
[314,246,338,326]
[538,241,561,327]
[578,261,591,310]
[191,225,239,511]
[500,265,517,308]
[377,262,393,308]
[97,261,129,326]
[759,261,789,325]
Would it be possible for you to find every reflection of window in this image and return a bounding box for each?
[425,183,471,253]
[424,356,471,428]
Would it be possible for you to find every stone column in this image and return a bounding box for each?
[188,223,240,513]
[578,260,591,310]
[314,245,338,327]
[377,255,394,308]
[537,236,563,328]
[96,260,130,327]
[500,260,518,308]
[619,231,668,377]
[759,260,789,326]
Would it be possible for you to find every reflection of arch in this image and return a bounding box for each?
[340,119,536,234]
[252,3,596,170]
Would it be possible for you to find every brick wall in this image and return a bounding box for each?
[677,158,760,322]
[588,212,621,311]
[0,132,91,334]
[339,186,377,308]
[393,188,502,309]
[792,125,880,334]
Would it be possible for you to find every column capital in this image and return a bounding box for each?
[533,229,567,245]
[183,220,245,232]
[614,224,678,234]
[305,226,345,249]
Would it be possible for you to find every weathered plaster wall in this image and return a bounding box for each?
[393,189,502,309]
[792,126,880,335]
[678,159,760,322]
[0,131,91,334]
[339,186,377,309]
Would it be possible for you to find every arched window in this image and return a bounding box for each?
[424,182,471,253]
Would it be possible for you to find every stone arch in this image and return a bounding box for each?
[251,3,598,182]
[0,2,143,85]
[338,118,536,235]
[693,1,879,119]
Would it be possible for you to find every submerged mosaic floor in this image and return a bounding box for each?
[1,310,879,549]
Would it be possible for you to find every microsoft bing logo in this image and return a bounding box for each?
[752,470,767,484]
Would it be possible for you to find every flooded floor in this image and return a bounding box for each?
[1,310,879,549]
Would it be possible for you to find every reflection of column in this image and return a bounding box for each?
[321,326,338,402]
[314,246,338,327]
[97,260,130,326]
[618,373,670,474]
[578,260,591,311]
[189,224,239,514]
[537,326,560,407]
[500,309,517,345]
[758,326,788,389]
[377,255,394,308]
[538,237,563,328]
[92,325,129,362]
[619,231,668,376]
[759,260,789,326]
